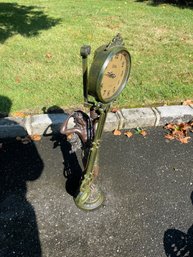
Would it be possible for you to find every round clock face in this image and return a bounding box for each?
[88,45,131,104]
[99,50,130,102]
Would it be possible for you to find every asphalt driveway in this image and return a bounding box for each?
[0,127,193,257]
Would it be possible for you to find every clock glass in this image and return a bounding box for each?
[99,50,129,101]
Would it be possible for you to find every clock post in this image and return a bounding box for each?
[60,34,131,211]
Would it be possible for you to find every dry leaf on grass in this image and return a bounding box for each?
[113,129,122,136]
[46,53,52,58]
[15,76,21,83]
[12,112,28,118]
[124,131,133,138]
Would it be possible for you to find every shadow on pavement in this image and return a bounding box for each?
[0,2,61,44]
[0,95,43,257]
[164,192,193,257]
[52,134,82,198]
[43,106,82,198]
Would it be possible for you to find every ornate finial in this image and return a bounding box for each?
[105,33,124,50]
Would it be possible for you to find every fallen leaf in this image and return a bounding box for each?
[113,129,121,136]
[15,76,21,83]
[172,130,184,137]
[111,108,119,113]
[164,121,193,144]
[181,37,187,42]
[140,130,147,137]
[164,134,175,140]
[182,99,193,105]
[124,131,133,138]
[179,123,191,131]
[135,127,147,137]
[46,53,52,58]
[30,134,41,141]
[164,123,176,130]
[12,112,27,118]
[178,136,191,144]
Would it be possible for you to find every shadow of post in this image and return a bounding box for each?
[163,192,193,257]
[0,96,43,257]
[43,106,82,198]
[0,3,61,44]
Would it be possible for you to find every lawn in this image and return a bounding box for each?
[0,0,193,115]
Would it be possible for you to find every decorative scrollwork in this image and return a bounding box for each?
[105,33,124,50]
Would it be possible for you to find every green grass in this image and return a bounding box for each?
[0,0,193,114]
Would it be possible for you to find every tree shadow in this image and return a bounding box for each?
[0,95,43,256]
[136,0,193,8]
[163,192,193,257]
[0,2,61,44]
[43,106,82,198]
[0,95,12,117]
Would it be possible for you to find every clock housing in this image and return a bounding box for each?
[88,43,131,104]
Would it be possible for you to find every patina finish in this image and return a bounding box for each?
[60,34,131,210]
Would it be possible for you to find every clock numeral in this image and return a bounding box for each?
[106,71,116,79]
[115,54,119,59]
[107,90,111,97]
[103,89,107,95]
[122,61,125,67]
[113,87,116,93]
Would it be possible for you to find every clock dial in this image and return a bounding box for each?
[100,50,129,101]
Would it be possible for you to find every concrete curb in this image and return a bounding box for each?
[0,105,193,138]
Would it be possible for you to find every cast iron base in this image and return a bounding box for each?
[74,184,104,211]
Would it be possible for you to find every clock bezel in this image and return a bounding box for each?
[88,45,131,104]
